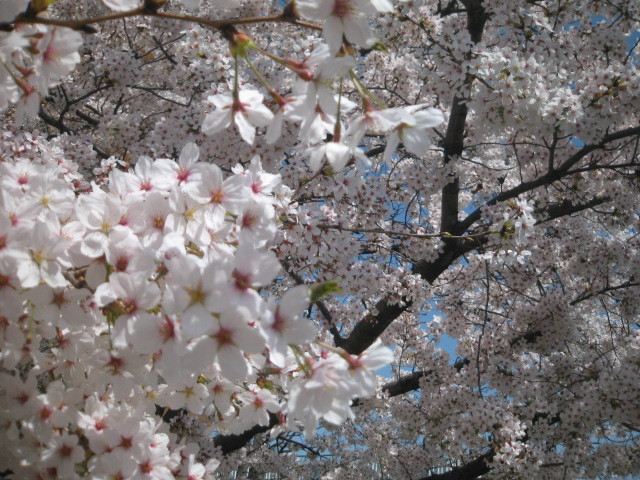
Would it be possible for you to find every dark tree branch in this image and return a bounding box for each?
[460,0,489,44]
[535,196,610,223]
[215,370,428,454]
[39,107,109,159]
[569,280,640,306]
[340,297,412,355]
[367,358,470,400]
[338,142,635,361]
[214,413,280,455]
[383,370,431,397]
[39,107,71,134]
[440,97,465,234]
[214,361,475,455]
[440,0,487,233]
[418,450,494,480]
[455,125,640,236]
[415,408,562,479]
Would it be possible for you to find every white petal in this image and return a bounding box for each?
[266,110,284,144]
[202,111,232,136]
[179,142,200,167]
[323,17,344,55]
[102,0,139,11]
[235,113,256,145]
[217,347,250,381]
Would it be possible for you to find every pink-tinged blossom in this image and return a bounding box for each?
[166,187,209,247]
[336,339,393,397]
[0,158,38,192]
[88,450,138,480]
[0,372,39,418]
[179,454,219,480]
[0,216,20,264]
[213,244,281,314]
[40,432,85,478]
[27,284,91,327]
[152,142,204,194]
[188,162,245,214]
[236,200,277,248]
[130,437,176,480]
[156,231,187,263]
[293,45,355,113]
[296,0,376,54]
[346,106,404,146]
[202,210,235,261]
[24,171,75,221]
[94,272,160,312]
[238,389,280,426]
[92,348,151,401]
[297,101,347,145]
[287,340,392,436]
[307,141,351,172]
[186,307,264,380]
[129,313,184,355]
[94,272,161,348]
[266,94,304,144]
[157,379,210,414]
[14,222,69,288]
[12,83,40,126]
[0,256,22,321]
[76,192,128,258]
[127,191,172,249]
[202,90,274,145]
[204,375,236,415]
[0,187,37,230]
[77,396,121,454]
[244,155,282,200]
[108,156,162,202]
[287,357,355,437]
[384,105,445,158]
[162,255,220,337]
[260,285,316,367]
[105,230,156,277]
[37,27,82,87]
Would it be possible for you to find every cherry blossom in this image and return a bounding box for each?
[202,90,274,145]
[384,105,446,158]
[296,0,377,54]
[0,1,639,479]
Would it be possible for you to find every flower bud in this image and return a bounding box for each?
[28,0,57,15]
[221,26,255,58]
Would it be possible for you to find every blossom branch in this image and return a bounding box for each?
[281,259,344,347]
[417,450,494,480]
[9,8,322,32]
[455,125,640,235]
[317,224,498,240]
[440,0,488,234]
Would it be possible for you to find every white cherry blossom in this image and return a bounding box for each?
[202,90,274,145]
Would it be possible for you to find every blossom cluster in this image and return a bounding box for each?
[0,16,82,124]
[1,0,640,478]
[0,137,392,478]
[1,0,445,174]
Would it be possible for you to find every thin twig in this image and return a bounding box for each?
[10,9,322,32]
[316,223,497,239]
